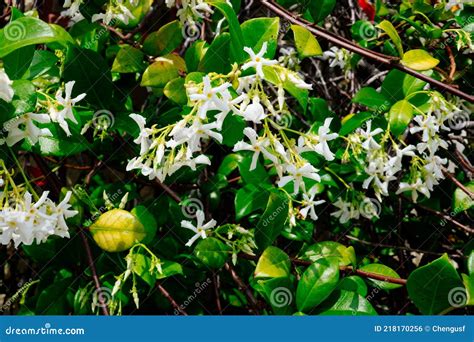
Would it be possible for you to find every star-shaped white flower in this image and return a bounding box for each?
[396,178,431,203]
[312,118,339,161]
[189,76,231,120]
[181,210,216,247]
[5,113,52,146]
[242,42,278,79]
[233,127,277,170]
[360,120,383,150]
[300,187,325,221]
[130,114,153,155]
[278,163,321,194]
[51,81,86,136]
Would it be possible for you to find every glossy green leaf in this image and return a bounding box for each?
[198,33,231,73]
[388,100,414,136]
[353,87,390,111]
[316,290,377,315]
[143,20,183,56]
[235,184,269,220]
[452,182,474,214]
[255,247,291,278]
[255,192,289,250]
[194,237,230,269]
[377,20,404,57]
[337,276,368,296]
[0,17,74,57]
[308,0,337,23]
[407,254,464,314]
[300,241,356,267]
[111,45,144,73]
[131,205,158,244]
[164,78,187,105]
[141,54,186,88]
[242,18,280,57]
[296,258,340,312]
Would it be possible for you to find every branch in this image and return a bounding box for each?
[238,253,407,285]
[79,229,110,315]
[260,0,474,103]
[224,262,260,314]
[156,283,188,315]
[442,168,474,200]
[416,204,474,234]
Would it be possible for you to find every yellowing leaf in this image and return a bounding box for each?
[401,49,440,71]
[291,25,322,58]
[377,20,403,57]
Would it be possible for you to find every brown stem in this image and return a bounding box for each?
[416,204,474,234]
[238,253,408,285]
[155,180,182,203]
[442,169,474,200]
[213,273,223,314]
[260,0,474,103]
[224,262,260,314]
[446,45,456,81]
[79,229,110,315]
[156,283,188,315]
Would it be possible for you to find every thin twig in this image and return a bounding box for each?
[442,168,474,200]
[416,204,474,234]
[156,283,188,315]
[260,0,474,102]
[224,262,260,314]
[79,229,110,315]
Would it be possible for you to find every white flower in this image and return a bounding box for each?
[278,163,321,194]
[239,96,267,123]
[445,0,463,11]
[0,69,14,103]
[331,198,359,224]
[0,191,77,248]
[287,73,313,90]
[233,127,277,170]
[386,145,416,175]
[92,0,135,25]
[300,187,325,220]
[242,42,278,79]
[312,118,339,161]
[186,119,223,156]
[181,210,216,247]
[189,76,231,120]
[129,114,153,155]
[360,120,383,150]
[396,178,431,203]
[410,115,439,142]
[51,81,86,136]
[4,113,52,146]
[322,47,351,69]
[62,0,84,22]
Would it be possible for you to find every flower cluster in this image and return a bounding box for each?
[0,190,78,248]
[1,81,86,147]
[127,42,337,224]
[0,69,14,103]
[166,0,215,26]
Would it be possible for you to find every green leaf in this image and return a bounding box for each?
[353,87,390,111]
[36,279,72,314]
[111,45,144,73]
[316,290,377,315]
[407,254,464,314]
[337,276,368,296]
[0,17,74,57]
[258,276,295,315]
[307,0,337,23]
[3,45,35,79]
[131,205,158,244]
[452,182,474,214]
[468,250,474,276]
[242,18,280,58]
[462,273,474,306]
[381,69,428,102]
[401,49,440,71]
[23,50,59,80]
[377,20,404,57]
[156,261,184,280]
[388,100,414,136]
[194,237,230,269]
[291,25,322,58]
[143,20,183,56]
[164,78,187,105]
[63,47,113,108]
[198,33,231,74]
[255,247,291,278]
[235,184,269,220]
[339,112,374,136]
[237,155,270,185]
[359,264,403,290]
[208,0,245,63]
[255,192,289,250]
[141,54,186,88]
[296,258,340,312]
[300,241,356,267]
